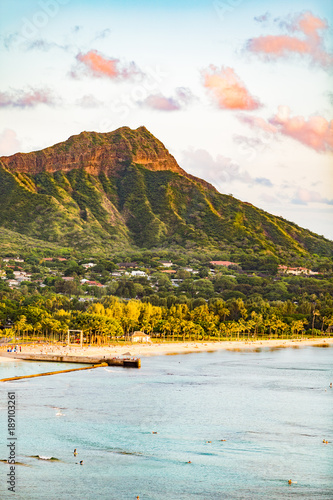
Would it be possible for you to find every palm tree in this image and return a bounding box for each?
[312,310,320,335]
[322,316,333,336]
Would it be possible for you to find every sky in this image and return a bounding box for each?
[0,0,332,239]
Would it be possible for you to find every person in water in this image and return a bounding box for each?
[74,449,77,455]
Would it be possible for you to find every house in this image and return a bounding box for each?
[171,279,182,287]
[82,262,95,269]
[3,258,24,263]
[8,280,19,287]
[278,265,319,276]
[129,331,151,343]
[131,270,147,277]
[86,280,104,287]
[43,257,67,262]
[160,261,173,268]
[13,271,31,282]
[210,261,238,267]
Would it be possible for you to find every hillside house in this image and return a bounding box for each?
[13,271,31,282]
[131,270,147,277]
[8,280,19,287]
[210,261,238,267]
[160,261,173,267]
[82,262,95,269]
[118,262,138,269]
[278,265,319,276]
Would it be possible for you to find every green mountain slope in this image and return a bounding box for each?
[0,126,332,260]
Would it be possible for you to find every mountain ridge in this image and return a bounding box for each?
[1,126,216,192]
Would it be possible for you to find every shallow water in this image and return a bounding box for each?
[0,347,332,499]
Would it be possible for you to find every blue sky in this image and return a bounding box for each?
[0,0,332,238]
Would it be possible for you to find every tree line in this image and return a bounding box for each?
[1,290,332,344]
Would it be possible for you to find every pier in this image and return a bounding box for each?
[0,352,141,368]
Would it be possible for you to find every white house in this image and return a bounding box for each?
[129,331,151,343]
[8,280,19,287]
[160,261,173,268]
[131,270,147,277]
[82,262,95,269]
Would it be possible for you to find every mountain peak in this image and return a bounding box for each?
[0,126,185,177]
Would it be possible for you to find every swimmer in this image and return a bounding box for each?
[187,461,192,464]
[80,460,83,465]
[288,480,292,485]
[74,449,77,455]
[152,432,158,434]
[330,383,332,388]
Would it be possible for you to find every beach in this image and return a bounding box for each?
[1,337,332,363]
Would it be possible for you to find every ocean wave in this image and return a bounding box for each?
[30,455,60,461]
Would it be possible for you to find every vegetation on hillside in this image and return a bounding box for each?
[0,159,332,265]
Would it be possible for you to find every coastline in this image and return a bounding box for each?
[0,337,332,363]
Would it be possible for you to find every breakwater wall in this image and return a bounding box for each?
[0,362,108,382]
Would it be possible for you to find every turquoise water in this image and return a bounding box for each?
[0,347,332,499]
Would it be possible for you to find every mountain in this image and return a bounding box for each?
[0,126,332,259]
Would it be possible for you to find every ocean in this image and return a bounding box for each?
[0,346,332,499]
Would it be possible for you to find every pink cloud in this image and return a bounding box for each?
[141,88,195,112]
[296,11,327,38]
[238,106,333,153]
[237,115,277,133]
[271,106,333,152]
[202,66,261,110]
[0,129,21,156]
[247,11,332,67]
[292,187,332,205]
[143,94,180,111]
[73,50,142,80]
[0,88,54,108]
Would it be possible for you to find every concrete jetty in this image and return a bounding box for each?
[0,352,141,368]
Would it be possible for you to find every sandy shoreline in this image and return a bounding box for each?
[0,338,332,363]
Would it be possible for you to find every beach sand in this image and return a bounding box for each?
[1,338,332,362]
